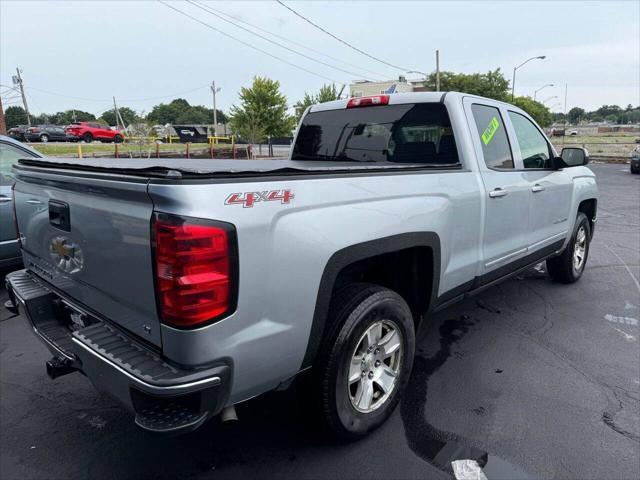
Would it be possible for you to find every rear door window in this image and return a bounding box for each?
[471,104,514,169]
[292,103,459,165]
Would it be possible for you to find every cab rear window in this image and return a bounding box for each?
[292,103,459,165]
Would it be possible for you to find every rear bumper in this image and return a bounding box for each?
[5,269,231,434]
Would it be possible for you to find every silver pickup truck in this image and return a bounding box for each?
[5,92,598,438]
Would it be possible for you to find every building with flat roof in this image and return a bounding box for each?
[349,77,419,97]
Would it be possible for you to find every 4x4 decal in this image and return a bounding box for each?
[225,189,294,208]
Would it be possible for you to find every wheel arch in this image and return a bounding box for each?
[301,232,441,369]
[577,198,597,237]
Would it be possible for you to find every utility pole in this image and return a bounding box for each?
[562,83,568,147]
[14,68,31,126]
[211,81,221,136]
[0,96,6,135]
[112,96,126,130]
[435,50,440,92]
[113,97,119,130]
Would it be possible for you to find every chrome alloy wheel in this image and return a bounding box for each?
[573,226,587,271]
[347,319,403,413]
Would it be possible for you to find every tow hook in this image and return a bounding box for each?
[46,357,77,379]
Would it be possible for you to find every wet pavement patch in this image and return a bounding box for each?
[400,315,529,478]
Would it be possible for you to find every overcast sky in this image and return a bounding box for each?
[1,0,638,117]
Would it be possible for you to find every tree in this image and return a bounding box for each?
[422,69,510,101]
[294,83,344,120]
[4,106,28,128]
[567,107,585,125]
[229,76,295,143]
[53,110,96,124]
[146,98,226,125]
[100,107,140,127]
[511,96,553,127]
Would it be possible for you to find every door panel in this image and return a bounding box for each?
[464,99,530,275]
[523,170,572,250]
[506,111,573,251]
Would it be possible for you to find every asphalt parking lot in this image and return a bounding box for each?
[1,163,638,480]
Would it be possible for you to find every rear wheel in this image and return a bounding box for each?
[312,283,415,439]
[631,164,640,174]
[39,134,49,143]
[82,132,93,143]
[547,212,591,283]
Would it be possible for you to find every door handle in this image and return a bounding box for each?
[0,196,11,204]
[488,187,508,198]
[27,199,43,205]
[531,184,545,193]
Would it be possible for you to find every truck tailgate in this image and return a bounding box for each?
[13,171,162,347]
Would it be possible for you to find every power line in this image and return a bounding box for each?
[189,0,389,79]
[158,0,341,84]
[276,1,409,72]
[188,0,373,80]
[27,84,210,103]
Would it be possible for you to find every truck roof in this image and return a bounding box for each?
[309,91,517,114]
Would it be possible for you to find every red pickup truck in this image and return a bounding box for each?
[65,122,124,143]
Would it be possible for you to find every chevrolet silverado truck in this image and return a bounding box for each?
[5,92,597,438]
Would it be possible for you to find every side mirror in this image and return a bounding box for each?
[560,147,590,167]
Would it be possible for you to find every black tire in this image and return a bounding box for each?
[39,134,49,143]
[114,134,123,143]
[82,132,93,143]
[631,165,639,174]
[313,283,415,440]
[547,212,591,284]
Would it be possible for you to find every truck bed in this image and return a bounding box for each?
[16,157,457,180]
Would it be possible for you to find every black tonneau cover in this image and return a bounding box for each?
[15,157,458,179]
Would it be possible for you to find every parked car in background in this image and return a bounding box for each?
[630,146,640,174]
[0,135,42,267]
[24,125,68,143]
[568,130,578,136]
[7,125,29,141]
[65,122,124,143]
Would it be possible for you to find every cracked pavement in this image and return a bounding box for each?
[1,163,638,479]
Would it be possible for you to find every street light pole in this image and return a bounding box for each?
[542,95,558,105]
[511,55,546,101]
[533,83,554,101]
[211,81,221,136]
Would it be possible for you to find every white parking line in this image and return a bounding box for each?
[604,314,638,326]
[605,245,640,293]
[451,460,488,480]
[610,326,637,342]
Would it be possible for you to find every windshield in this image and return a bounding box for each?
[292,103,459,165]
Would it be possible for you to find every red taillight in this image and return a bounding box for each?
[152,213,237,328]
[30,127,39,133]
[347,95,390,108]
[11,184,21,248]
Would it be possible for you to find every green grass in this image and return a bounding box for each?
[31,142,235,156]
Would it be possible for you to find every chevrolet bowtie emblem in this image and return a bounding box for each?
[49,236,83,274]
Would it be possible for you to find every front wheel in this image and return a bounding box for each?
[39,134,49,143]
[313,283,415,439]
[114,134,123,143]
[82,132,93,143]
[547,212,591,283]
